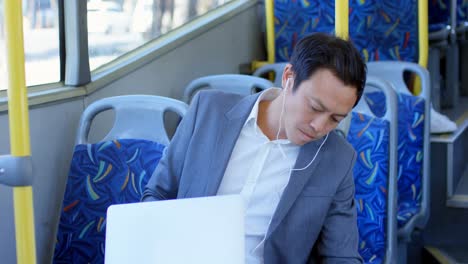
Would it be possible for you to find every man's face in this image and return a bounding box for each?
[283,68,357,146]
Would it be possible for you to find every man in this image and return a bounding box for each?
[142,33,366,263]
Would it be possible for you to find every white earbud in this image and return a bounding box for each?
[285,77,292,90]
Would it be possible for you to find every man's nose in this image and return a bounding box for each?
[309,115,329,135]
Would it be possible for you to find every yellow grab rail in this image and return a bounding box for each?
[413,0,428,94]
[253,0,350,71]
[252,0,275,72]
[265,0,275,64]
[335,0,349,40]
[4,0,37,263]
[418,0,428,68]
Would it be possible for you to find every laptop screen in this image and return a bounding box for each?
[105,195,244,264]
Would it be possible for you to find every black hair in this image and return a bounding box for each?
[289,33,367,106]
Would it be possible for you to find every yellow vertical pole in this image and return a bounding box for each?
[335,0,349,39]
[251,0,275,72]
[4,0,37,263]
[418,0,428,68]
[265,0,275,64]
[414,0,429,94]
[252,0,275,71]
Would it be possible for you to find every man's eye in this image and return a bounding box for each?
[311,106,323,112]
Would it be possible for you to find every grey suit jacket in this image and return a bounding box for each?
[143,90,362,264]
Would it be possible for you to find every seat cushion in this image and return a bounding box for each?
[348,112,390,264]
[54,139,165,264]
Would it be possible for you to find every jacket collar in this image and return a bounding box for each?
[267,136,327,237]
[225,93,262,120]
[203,93,261,195]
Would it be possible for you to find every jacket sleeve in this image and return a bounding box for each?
[141,92,201,202]
[311,150,363,264]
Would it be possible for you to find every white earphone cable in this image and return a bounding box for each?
[291,132,328,171]
[275,78,289,142]
[275,77,329,172]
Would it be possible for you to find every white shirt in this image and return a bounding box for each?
[216,88,300,264]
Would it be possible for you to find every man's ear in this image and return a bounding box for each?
[282,63,294,88]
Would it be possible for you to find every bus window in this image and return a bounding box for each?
[87,0,234,71]
[0,0,60,90]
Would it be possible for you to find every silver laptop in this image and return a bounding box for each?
[105,195,244,264]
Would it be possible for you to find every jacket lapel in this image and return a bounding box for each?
[203,93,261,196]
[266,139,325,237]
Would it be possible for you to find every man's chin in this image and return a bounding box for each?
[290,136,308,146]
[299,130,316,142]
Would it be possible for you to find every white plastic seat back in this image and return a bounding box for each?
[253,63,288,87]
[76,95,189,146]
[337,75,399,138]
[183,74,273,103]
[367,61,431,97]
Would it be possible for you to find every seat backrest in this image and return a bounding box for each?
[458,0,468,25]
[183,74,273,103]
[54,95,189,264]
[76,95,189,146]
[348,0,418,62]
[273,0,418,63]
[347,75,398,264]
[367,61,431,235]
[273,0,334,62]
[252,62,288,87]
[429,0,451,30]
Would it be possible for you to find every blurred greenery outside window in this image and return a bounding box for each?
[0,0,60,91]
[87,0,233,71]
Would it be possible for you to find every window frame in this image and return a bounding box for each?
[0,0,255,112]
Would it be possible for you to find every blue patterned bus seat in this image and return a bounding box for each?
[273,0,418,63]
[349,0,418,62]
[365,91,425,228]
[348,112,390,264]
[53,139,166,264]
[274,0,334,62]
[429,0,450,32]
[458,0,468,24]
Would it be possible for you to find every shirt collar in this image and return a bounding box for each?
[244,88,292,145]
[244,88,282,126]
